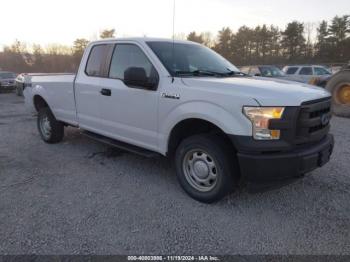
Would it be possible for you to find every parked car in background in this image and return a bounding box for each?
[240,65,296,81]
[0,71,17,91]
[282,65,331,83]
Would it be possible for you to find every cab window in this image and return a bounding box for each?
[108,44,158,90]
[314,67,330,75]
[299,67,313,75]
[285,67,298,75]
[85,44,114,77]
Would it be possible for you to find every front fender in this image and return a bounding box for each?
[158,101,253,154]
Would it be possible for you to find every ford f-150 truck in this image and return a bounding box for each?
[24,38,334,203]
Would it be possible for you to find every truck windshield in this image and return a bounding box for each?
[0,72,15,79]
[147,41,240,77]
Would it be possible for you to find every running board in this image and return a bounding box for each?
[82,131,159,158]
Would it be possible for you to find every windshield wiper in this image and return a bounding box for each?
[224,68,246,76]
[175,70,221,77]
[175,69,238,77]
[175,69,246,77]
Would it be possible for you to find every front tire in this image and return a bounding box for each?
[175,134,239,203]
[37,107,64,143]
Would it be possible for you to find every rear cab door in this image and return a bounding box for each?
[74,43,114,131]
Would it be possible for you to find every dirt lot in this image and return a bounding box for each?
[0,93,349,255]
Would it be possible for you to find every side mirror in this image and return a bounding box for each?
[124,67,157,90]
[254,73,261,76]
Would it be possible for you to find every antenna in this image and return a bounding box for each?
[171,0,176,83]
[172,0,176,40]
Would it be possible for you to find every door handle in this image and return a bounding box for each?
[100,88,111,96]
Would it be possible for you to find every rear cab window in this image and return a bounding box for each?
[85,44,114,77]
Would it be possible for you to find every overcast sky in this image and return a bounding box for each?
[0,0,349,49]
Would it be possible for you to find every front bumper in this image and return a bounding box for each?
[232,134,334,191]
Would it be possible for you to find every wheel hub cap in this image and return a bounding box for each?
[182,150,218,192]
[193,161,209,179]
[337,84,350,105]
[40,116,51,138]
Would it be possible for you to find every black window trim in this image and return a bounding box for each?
[107,43,160,91]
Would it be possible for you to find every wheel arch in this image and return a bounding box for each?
[166,118,236,157]
[159,101,252,155]
[33,95,50,112]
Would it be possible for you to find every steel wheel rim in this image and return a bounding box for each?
[40,115,52,139]
[336,83,350,105]
[182,149,218,192]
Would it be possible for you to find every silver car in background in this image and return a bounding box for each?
[282,65,331,83]
[240,65,297,81]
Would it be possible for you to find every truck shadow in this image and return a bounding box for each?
[61,126,345,210]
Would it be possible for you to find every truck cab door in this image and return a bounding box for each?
[74,44,114,131]
[96,43,160,152]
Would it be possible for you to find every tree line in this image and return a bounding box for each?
[0,29,116,73]
[190,15,350,66]
[0,15,349,73]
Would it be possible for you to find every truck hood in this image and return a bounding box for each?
[181,76,331,106]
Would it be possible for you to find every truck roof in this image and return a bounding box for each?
[89,37,200,45]
[284,65,327,67]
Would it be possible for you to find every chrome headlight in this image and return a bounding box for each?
[243,107,285,140]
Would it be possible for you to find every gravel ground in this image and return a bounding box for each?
[0,93,349,255]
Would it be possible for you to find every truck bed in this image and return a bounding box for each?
[24,73,78,126]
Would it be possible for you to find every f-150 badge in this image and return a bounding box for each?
[161,93,180,99]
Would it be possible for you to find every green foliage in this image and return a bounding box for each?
[187,32,205,44]
[100,29,116,39]
[281,21,306,61]
[214,27,234,61]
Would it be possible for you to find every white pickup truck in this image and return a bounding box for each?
[24,38,334,203]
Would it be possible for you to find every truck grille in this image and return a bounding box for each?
[295,97,332,145]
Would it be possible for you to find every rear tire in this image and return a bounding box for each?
[37,107,64,143]
[326,70,350,117]
[175,134,239,203]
